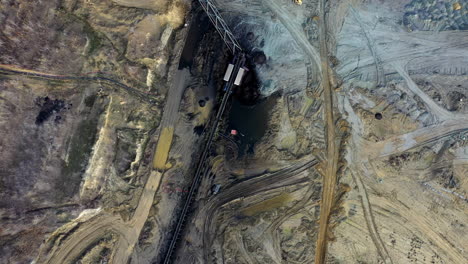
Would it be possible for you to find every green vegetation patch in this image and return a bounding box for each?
[56,118,99,200]
[55,95,106,201]
[57,10,103,55]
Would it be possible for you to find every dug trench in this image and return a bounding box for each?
[155,27,277,262]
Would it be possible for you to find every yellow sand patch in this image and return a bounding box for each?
[280,213,304,237]
[160,2,186,28]
[279,133,297,150]
[300,96,313,115]
[231,168,246,176]
[266,166,283,173]
[242,193,292,217]
[210,155,224,171]
[112,0,169,11]
[152,126,174,170]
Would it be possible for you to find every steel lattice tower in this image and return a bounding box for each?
[198,0,243,54]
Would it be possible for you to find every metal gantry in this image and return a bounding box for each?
[198,0,243,55]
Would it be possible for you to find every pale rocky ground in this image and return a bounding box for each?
[0,0,467,263]
[0,0,188,263]
[177,0,468,264]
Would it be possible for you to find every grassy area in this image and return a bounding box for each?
[57,9,103,55]
[84,94,97,107]
[56,117,99,201]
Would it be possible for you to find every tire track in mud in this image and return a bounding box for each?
[201,159,318,262]
[349,6,386,88]
[35,213,128,264]
[20,60,178,263]
[0,64,155,104]
[259,0,340,262]
[261,0,321,74]
[338,30,468,79]
[264,188,320,263]
[350,172,393,264]
[234,231,256,264]
[370,197,468,263]
[349,119,467,262]
[366,118,468,158]
[392,62,460,121]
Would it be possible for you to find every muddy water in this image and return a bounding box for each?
[228,95,277,155]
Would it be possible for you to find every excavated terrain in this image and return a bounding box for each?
[0,0,467,264]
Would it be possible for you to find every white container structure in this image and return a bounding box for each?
[234,67,247,86]
[223,64,234,81]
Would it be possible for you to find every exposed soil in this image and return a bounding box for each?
[1,0,467,263]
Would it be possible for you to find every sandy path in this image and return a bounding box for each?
[34,66,191,264]
[350,172,393,264]
[392,63,454,121]
[337,23,468,76]
[260,0,339,262]
[366,118,468,158]
[261,0,321,74]
[111,69,191,263]
[37,213,128,264]
[112,171,163,263]
[160,69,190,128]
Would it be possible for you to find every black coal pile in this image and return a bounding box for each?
[232,58,261,105]
[35,96,68,125]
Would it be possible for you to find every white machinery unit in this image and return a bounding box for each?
[234,67,247,86]
[212,184,221,195]
[223,63,234,81]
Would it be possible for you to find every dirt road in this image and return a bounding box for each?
[35,212,128,263]
[33,60,191,263]
[313,0,340,263]
[260,0,340,262]
[366,118,468,158]
[392,63,454,121]
[350,171,394,264]
[0,64,155,104]
[337,13,468,82]
[261,0,321,75]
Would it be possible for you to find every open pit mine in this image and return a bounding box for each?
[0,0,467,263]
